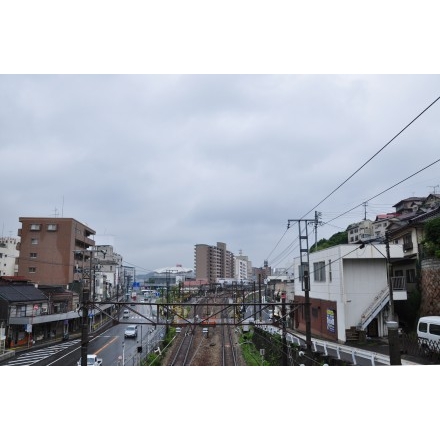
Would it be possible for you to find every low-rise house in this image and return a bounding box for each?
[1,277,86,349]
[387,203,440,319]
[293,244,406,343]
[0,276,50,348]
[347,219,374,243]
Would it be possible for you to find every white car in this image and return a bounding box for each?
[124,325,138,338]
[77,354,102,366]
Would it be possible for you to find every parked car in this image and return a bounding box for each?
[124,325,138,338]
[417,316,440,353]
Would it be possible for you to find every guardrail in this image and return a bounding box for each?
[259,324,419,366]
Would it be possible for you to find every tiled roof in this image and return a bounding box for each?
[410,205,440,224]
[0,284,48,302]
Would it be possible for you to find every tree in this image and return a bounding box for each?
[311,231,348,252]
[422,217,440,258]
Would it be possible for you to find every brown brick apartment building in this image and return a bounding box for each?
[194,242,235,284]
[17,217,96,286]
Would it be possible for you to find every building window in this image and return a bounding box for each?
[406,269,416,283]
[328,259,332,282]
[31,238,38,245]
[30,224,41,231]
[394,269,404,277]
[30,253,37,258]
[313,261,326,282]
[47,224,57,231]
[403,233,413,251]
[28,267,36,273]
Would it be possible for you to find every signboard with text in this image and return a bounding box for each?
[326,309,335,333]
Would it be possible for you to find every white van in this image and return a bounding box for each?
[123,309,130,319]
[417,316,440,352]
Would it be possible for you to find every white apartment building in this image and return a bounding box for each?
[234,255,249,282]
[0,237,19,276]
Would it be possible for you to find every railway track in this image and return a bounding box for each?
[164,293,243,366]
[222,311,238,366]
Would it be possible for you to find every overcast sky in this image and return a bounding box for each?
[3,0,438,422]
[1,74,439,273]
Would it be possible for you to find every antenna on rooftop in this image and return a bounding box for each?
[428,185,439,194]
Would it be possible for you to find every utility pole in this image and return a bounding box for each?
[385,231,394,320]
[428,185,439,194]
[303,269,311,355]
[385,230,401,365]
[166,270,170,334]
[314,211,321,251]
[288,218,315,356]
[281,292,288,366]
[258,273,262,321]
[80,249,91,366]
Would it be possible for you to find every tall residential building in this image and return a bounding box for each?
[0,236,20,276]
[194,242,234,284]
[235,250,251,281]
[17,217,96,286]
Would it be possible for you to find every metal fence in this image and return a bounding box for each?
[400,333,440,364]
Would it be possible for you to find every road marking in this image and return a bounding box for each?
[95,336,118,355]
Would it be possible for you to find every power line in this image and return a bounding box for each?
[301,95,440,220]
[322,157,440,226]
[271,156,440,268]
[266,96,440,269]
[265,226,290,262]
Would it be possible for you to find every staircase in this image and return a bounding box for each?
[345,327,360,341]
[357,286,389,331]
